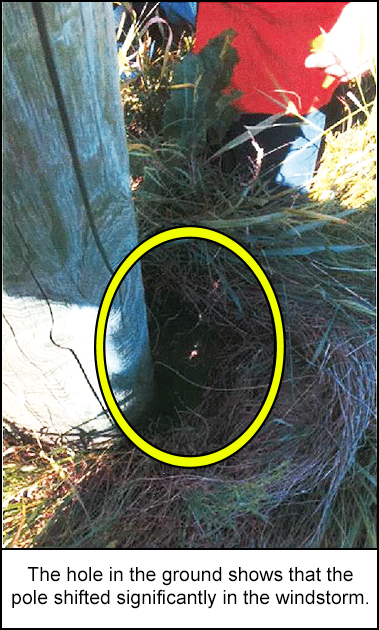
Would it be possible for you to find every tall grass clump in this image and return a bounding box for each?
[5,8,376,549]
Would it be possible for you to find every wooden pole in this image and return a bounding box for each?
[3,2,154,444]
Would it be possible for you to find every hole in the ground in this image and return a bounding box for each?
[132,238,275,456]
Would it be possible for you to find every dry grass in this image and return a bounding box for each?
[311,95,376,210]
[5,196,375,548]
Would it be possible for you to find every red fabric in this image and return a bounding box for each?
[193,2,349,114]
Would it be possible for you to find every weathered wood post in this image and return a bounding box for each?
[3,2,154,444]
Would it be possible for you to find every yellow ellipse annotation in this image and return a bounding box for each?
[95,226,285,468]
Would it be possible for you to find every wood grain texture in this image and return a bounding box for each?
[3,2,154,443]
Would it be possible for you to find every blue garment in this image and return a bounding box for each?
[160,2,198,26]
[275,109,326,192]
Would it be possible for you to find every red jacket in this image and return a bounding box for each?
[193,2,349,114]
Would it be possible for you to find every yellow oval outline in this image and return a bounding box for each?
[95,227,285,467]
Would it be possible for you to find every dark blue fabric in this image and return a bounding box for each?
[160,2,198,25]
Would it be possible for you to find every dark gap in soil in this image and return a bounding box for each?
[134,239,275,456]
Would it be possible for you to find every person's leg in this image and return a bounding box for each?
[275,109,326,192]
[222,110,326,193]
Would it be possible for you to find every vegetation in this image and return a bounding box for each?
[3,3,376,549]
